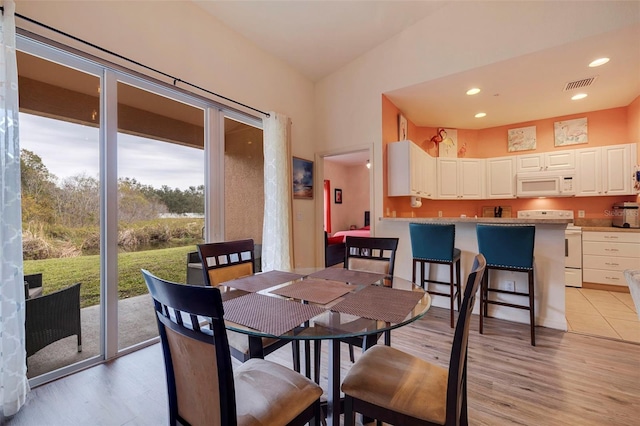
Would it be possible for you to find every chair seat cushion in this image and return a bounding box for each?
[235,358,322,426]
[341,345,448,424]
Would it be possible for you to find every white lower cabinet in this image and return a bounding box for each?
[582,231,640,287]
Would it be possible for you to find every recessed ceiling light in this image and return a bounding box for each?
[571,93,588,100]
[466,88,481,95]
[589,57,609,67]
[475,112,486,118]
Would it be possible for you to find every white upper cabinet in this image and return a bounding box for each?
[602,144,634,195]
[436,158,458,199]
[388,140,436,198]
[486,156,516,198]
[516,150,575,172]
[388,141,636,200]
[436,158,485,199]
[575,147,602,196]
[575,143,636,196]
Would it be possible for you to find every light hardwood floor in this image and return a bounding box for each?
[4,307,640,426]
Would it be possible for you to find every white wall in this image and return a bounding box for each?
[314,0,640,246]
[15,0,318,266]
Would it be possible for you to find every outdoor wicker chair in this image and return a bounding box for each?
[26,283,82,358]
[24,272,43,299]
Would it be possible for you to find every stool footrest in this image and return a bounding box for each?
[421,279,455,287]
[485,299,531,310]
[486,288,530,297]
[429,289,461,298]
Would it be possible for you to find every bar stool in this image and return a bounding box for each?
[409,223,461,328]
[476,224,536,346]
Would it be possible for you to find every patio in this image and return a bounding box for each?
[27,293,158,379]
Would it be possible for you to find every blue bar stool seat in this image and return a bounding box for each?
[410,223,462,328]
[476,224,536,346]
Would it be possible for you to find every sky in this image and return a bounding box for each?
[19,113,204,190]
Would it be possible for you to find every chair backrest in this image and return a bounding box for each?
[345,236,399,282]
[197,239,255,286]
[141,269,236,426]
[24,272,43,289]
[446,254,486,424]
[25,282,81,357]
[409,223,456,262]
[476,224,535,269]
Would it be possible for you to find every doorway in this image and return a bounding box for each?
[321,148,372,266]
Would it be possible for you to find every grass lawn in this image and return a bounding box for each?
[24,245,197,308]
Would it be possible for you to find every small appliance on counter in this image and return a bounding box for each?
[612,202,639,228]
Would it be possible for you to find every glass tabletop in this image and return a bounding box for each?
[220,268,432,341]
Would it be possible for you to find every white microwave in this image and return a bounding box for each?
[516,171,576,197]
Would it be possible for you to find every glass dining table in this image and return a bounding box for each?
[218,267,432,426]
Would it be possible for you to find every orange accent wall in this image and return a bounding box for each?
[477,107,629,158]
[383,96,640,220]
[628,95,640,161]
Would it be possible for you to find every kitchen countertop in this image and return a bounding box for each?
[379,217,572,225]
[580,226,640,233]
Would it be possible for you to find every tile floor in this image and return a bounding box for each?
[566,287,640,343]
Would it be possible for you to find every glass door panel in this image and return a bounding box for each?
[223,118,264,270]
[116,81,205,350]
[18,51,102,379]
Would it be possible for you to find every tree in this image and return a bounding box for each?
[20,149,57,224]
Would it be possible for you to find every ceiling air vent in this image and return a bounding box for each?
[563,76,598,91]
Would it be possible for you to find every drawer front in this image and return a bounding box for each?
[582,231,640,244]
[582,255,640,271]
[582,241,640,257]
[583,268,628,286]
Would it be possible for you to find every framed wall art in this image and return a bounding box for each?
[554,117,588,146]
[508,125,537,152]
[398,114,408,141]
[292,157,313,199]
[334,188,342,204]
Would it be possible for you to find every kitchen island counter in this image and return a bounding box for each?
[377,217,568,331]
[380,216,572,225]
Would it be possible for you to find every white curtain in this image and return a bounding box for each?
[262,112,294,271]
[0,0,28,417]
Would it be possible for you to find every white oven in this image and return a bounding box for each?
[517,209,582,287]
[565,225,582,287]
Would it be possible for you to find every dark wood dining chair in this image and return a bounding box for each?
[344,236,399,286]
[141,269,323,426]
[341,254,486,426]
[313,236,400,381]
[197,239,301,370]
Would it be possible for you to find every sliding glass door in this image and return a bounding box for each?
[17,48,104,383]
[17,34,263,386]
[115,80,205,351]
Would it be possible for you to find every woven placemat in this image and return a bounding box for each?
[270,279,354,304]
[308,268,385,286]
[330,285,425,323]
[223,270,304,292]
[223,293,326,336]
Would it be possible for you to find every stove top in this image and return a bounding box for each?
[517,209,574,220]
[517,209,580,229]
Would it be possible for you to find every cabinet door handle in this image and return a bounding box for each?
[604,235,619,239]
[605,262,619,266]
[605,276,619,281]
[604,248,619,252]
